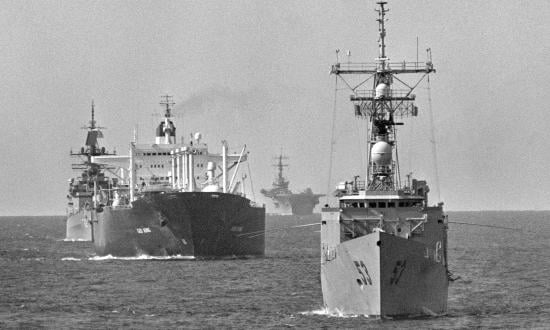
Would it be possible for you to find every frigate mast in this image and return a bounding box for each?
[330,1,435,192]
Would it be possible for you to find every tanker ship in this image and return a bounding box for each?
[321,2,449,317]
[66,102,116,241]
[261,154,323,215]
[91,95,265,258]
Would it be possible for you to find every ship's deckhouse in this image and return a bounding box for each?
[133,142,209,185]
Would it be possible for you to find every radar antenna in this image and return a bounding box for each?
[160,94,175,119]
[330,1,436,192]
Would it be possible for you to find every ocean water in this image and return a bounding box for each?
[0,212,549,329]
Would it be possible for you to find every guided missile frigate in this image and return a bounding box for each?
[321,1,449,317]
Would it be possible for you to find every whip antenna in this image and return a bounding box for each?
[426,50,441,201]
[326,73,339,204]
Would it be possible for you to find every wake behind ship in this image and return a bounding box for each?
[91,95,265,258]
[321,2,449,317]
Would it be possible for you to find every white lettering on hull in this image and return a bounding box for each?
[136,227,151,234]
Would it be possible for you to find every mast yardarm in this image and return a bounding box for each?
[330,1,435,192]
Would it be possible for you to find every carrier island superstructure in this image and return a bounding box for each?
[321,2,449,317]
[91,95,265,258]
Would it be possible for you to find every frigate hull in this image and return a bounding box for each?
[65,210,92,241]
[321,231,448,317]
[94,191,265,258]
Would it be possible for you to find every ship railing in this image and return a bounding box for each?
[352,89,416,100]
[341,216,383,241]
[407,215,428,234]
[331,61,434,74]
[339,180,366,196]
[354,100,418,118]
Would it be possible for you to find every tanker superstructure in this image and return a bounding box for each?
[261,154,324,216]
[91,95,265,258]
[66,102,116,241]
[321,2,449,317]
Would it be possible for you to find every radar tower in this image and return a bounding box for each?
[331,1,435,192]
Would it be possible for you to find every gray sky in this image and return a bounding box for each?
[1,0,549,215]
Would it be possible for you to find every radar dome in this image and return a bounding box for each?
[375,83,389,99]
[371,141,392,165]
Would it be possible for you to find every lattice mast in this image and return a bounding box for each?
[330,1,435,192]
[273,154,289,187]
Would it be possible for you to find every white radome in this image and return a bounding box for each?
[371,141,392,165]
[375,83,390,99]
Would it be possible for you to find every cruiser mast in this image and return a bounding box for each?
[157,95,176,144]
[331,1,435,192]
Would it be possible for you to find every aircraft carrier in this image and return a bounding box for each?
[261,154,323,216]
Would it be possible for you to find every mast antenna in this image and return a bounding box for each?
[376,1,389,64]
[90,100,96,129]
[159,94,175,119]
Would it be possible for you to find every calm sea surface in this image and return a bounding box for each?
[0,212,549,329]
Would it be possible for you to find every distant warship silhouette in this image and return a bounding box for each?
[66,102,116,241]
[261,154,323,216]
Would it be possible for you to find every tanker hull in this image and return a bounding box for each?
[94,191,265,258]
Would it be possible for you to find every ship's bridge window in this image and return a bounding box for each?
[351,202,358,208]
[398,200,422,207]
[388,202,395,208]
[340,201,351,208]
[359,202,365,208]
[378,202,386,208]
[368,202,377,208]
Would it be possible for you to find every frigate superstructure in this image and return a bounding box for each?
[66,102,116,241]
[321,2,449,317]
[90,95,265,258]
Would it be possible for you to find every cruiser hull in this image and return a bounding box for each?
[321,231,448,317]
[94,191,265,258]
[65,210,92,241]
